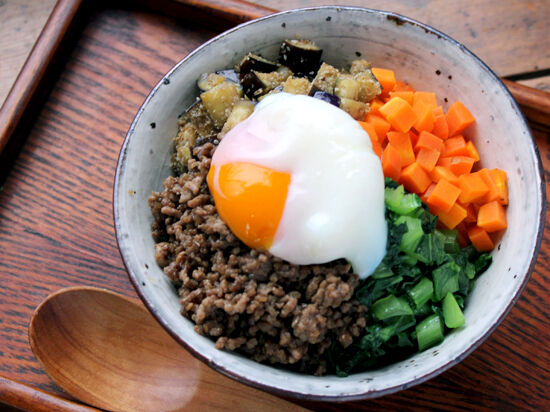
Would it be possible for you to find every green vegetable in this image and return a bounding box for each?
[372,295,413,321]
[432,262,460,301]
[328,179,492,375]
[385,185,422,215]
[407,277,434,308]
[442,293,465,328]
[416,314,444,351]
[395,216,424,255]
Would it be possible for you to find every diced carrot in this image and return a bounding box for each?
[489,169,508,205]
[372,67,397,97]
[390,90,414,105]
[382,144,402,182]
[430,166,459,185]
[416,147,440,172]
[445,101,475,136]
[369,98,385,114]
[387,131,415,166]
[437,156,452,167]
[409,130,419,147]
[393,80,415,92]
[412,99,435,133]
[415,130,444,153]
[443,135,469,157]
[432,106,449,140]
[449,156,475,175]
[435,202,467,230]
[420,182,437,203]
[477,200,507,232]
[358,121,383,158]
[379,97,417,133]
[413,91,438,110]
[400,162,432,194]
[365,113,391,143]
[427,179,461,212]
[465,140,480,162]
[467,225,494,252]
[476,169,500,204]
[457,173,489,203]
[461,202,477,224]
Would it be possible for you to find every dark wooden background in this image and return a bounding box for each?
[0,1,548,411]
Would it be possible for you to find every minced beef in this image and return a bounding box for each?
[149,142,367,375]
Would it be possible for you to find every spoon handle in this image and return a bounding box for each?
[0,376,99,412]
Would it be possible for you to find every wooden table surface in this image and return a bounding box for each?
[0,0,548,411]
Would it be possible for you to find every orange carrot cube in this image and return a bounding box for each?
[420,182,437,203]
[432,106,449,140]
[412,99,435,133]
[400,162,432,194]
[458,173,489,203]
[461,202,477,224]
[416,147,440,172]
[443,135,469,156]
[449,156,475,175]
[379,97,418,133]
[387,131,415,166]
[358,121,383,158]
[477,201,507,232]
[466,140,480,162]
[390,90,414,105]
[437,156,452,167]
[372,67,396,97]
[435,202,467,230]
[476,169,500,204]
[427,179,461,212]
[382,144,402,182]
[468,225,494,252]
[416,130,445,153]
[489,169,509,205]
[446,101,475,136]
[365,113,391,143]
[430,166,459,185]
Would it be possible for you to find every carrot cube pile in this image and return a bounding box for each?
[363,68,509,251]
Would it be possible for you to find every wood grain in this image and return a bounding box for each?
[0,0,83,154]
[0,2,548,412]
[0,377,99,412]
[0,0,58,106]
[28,287,304,411]
[502,79,550,131]
[255,0,550,80]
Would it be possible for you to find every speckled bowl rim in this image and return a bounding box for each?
[114,6,546,401]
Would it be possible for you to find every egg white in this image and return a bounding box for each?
[210,93,387,278]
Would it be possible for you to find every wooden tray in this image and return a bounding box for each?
[0,0,548,410]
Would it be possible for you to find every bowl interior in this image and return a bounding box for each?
[114,7,544,400]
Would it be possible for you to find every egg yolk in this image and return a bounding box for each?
[207,162,291,250]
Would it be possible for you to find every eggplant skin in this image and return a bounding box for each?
[278,40,322,78]
[309,89,341,107]
[241,72,268,99]
[238,53,279,78]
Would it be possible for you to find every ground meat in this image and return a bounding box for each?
[149,141,367,375]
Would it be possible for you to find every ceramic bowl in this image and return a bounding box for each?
[114,7,545,400]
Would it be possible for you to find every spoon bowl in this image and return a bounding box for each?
[29,287,302,412]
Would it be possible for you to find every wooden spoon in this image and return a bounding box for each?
[28,287,305,412]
